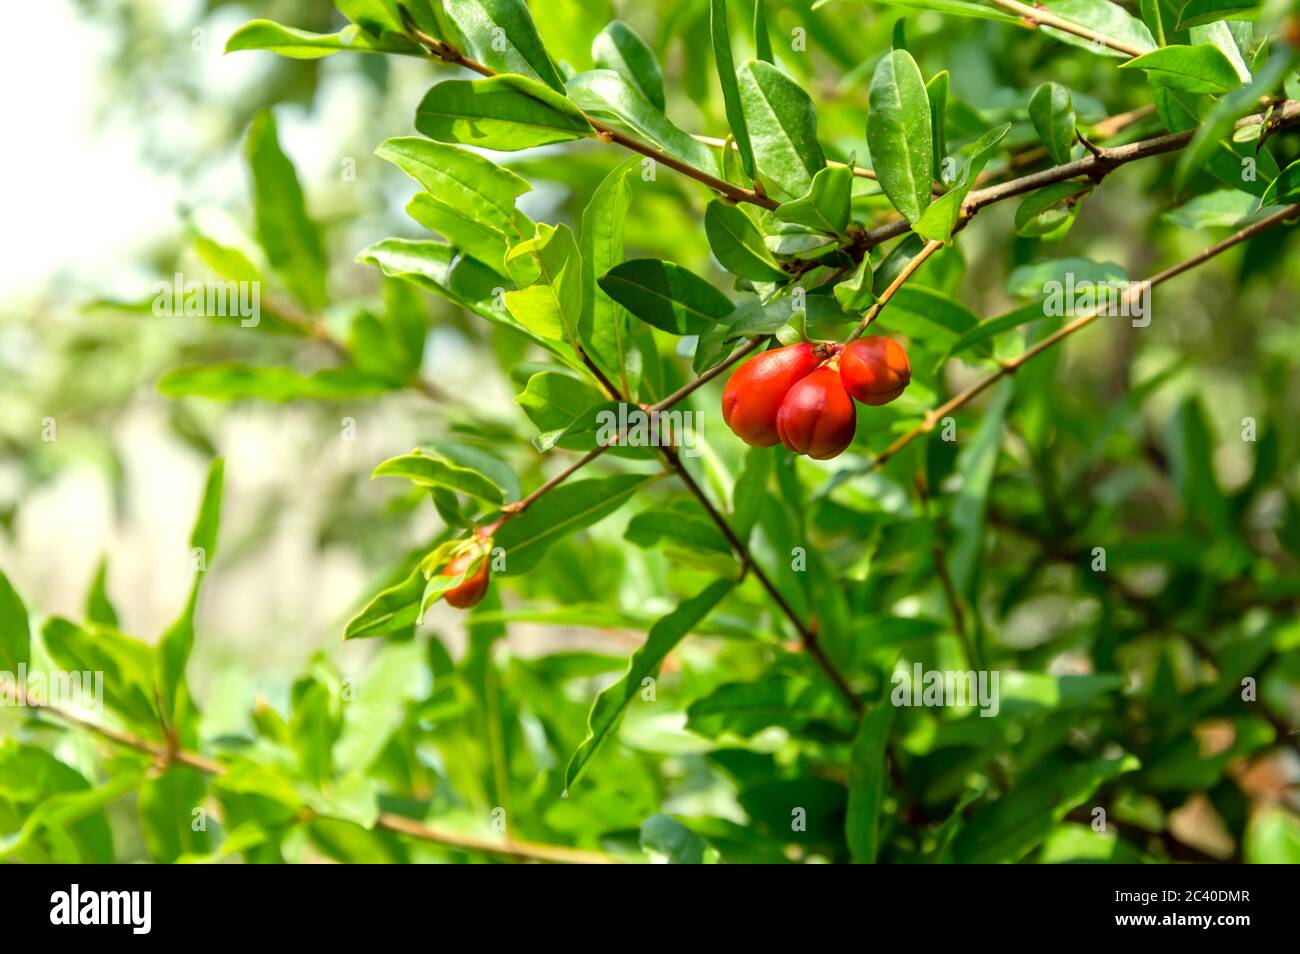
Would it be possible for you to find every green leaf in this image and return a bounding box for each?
[1028,83,1075,166]
[503,224,585,347]
[710,0,758,179]
[592,20,665,111]
[189,457,224,562]
[580,158,639,395]
[625,507,733,555]
[85,556,119,628]
[415,74,592,151]
[834,256,876,313]
[514,370,606,434]
[406,193,511,276]
[372,452,506,503]
[598,259,735,335]
[567,70,718,174]
[42,619,158,733]
[344,567,425,640]
[225,20,419,58]
[0,570,30,673]
[1013,181,1093,239]
[1119,44,1243,94]
[949,379,1011,598]
[912,123,1009,241]
[775,165,853,236]
[1006,257,1128,298]
[1261,158,1300,207]
[686,675,846,738]
[874,286,981,350]
[1244,806,1300,863]
[245,111,328,313]
[160,365,397,402]
[738,59,826,197]
[953,756,1139,863]
[376,137,530,238]
[1176,0,1262,29]
[335,0,405,35]
[857,0,1019,22]
[495,473,654,575]
[706,200,788,281]
[754,0,774,62]
[867,49,934,224]
[565,578,734,790]
[944,303,1051,360]
[1174,50,1296,198]
[139,767,210,863]
[927,71,949,173]
[640,814,718,863]
[1039,1,1157,58]
[846,702,895,863]
[444,0,566,93]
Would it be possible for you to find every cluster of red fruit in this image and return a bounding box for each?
[722,337,911,460]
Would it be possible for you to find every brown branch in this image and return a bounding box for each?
[859,100,1300,251]
[400,16,776,210]
[12,689,619,864]
[846,239,944,341]
[868,203,1300,471]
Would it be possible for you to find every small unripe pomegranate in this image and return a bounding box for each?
[722,343,823,447]
[775,366,857,460]
[442,550,490,609]
[839,337,911,406]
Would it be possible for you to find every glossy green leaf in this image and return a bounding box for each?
[710,0,757,179]
[226,20,420,58]
[1013,181,1093,239]
[580,158,640,395]
[858,0,1019,21]
[373,452,506,503]
[565,578,734,790]
[1119,44,1243,93]
[1028,83,1076,165]
[1261,158,1300,207]
[738,59,826,197]
[753,0,774,62]
[344,567,425,640]
[406,193,511,276]
[834,256,876,313]
[415,74,592,151]
[927,71,949,173]
[592,20,665,110]
[376,137,530,237]
[85,556,119,628]
[503,224,585,347]
[775,165,853,236]
[599,259,735,334]
[567,70,717,173]
[495,473,655,575]
[867,49,933,224]
[1039,0,1157,58]
[1176,0,1261,29]
[846,702,895,863]
[706,200,788,281]
[444,0,566,92]
[912,124,1008,241]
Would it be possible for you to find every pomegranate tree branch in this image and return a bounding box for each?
[868,203,1300,471]
[11,688,620,864]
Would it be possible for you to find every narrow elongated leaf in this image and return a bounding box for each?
[592,20,664,110]
[494,473,654,575]
[565,578,733,790]
[860,0,1019,21]
[416,74,592,151]
[846,703,895,863]
[0,571,29,673]
[344,567,425,640]
[1014,181,1093,239]
[711,0,757,179]
[580,158,639,394]
[568,70,717,173]
[738,60,826,196]
[1260,158,1300,207]
[85,557,119,628]
[376,137,529,237]
[406,193,511,276]
[599,259,735,334]
[1176,0,1261,29]
[754,0,774,62]
[706,200,787,281]
[372,453,505,502]
[867,49,933,223]
[246,111,327,313]
[1119,44,1243,93]
[912,124,1009,241]
[927,71,949,174]
[444,0,566,92]
[503,224,585,347]
[1028,83,1075,166]
[226,20,420,58]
